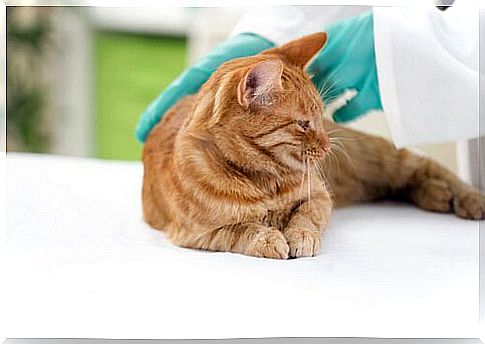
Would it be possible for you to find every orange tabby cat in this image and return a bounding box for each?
[142,32,484,259]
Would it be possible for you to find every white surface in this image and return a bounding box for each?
[4,153,480,339]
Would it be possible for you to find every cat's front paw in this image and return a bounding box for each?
[454,188,485,220]
[284,228,321,258]
[245,227,289,260]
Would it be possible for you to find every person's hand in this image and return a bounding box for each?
[135,33,274,143]
[308,11,383,122]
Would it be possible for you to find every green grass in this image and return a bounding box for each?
[94,32,187,160]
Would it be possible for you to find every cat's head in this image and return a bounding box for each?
[191,33,330,174]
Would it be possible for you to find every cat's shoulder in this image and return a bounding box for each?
[144,95,197,157]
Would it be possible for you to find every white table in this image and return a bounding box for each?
[4,153,480,339]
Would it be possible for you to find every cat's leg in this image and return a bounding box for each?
[171,222,290,259]
[322,121,484,219]
[398,152,485,220]
[283,191,333,258]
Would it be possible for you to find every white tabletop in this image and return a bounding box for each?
[4,153,480,339]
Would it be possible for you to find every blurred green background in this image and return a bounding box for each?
[95,32,187,160]
[6,7,192,161]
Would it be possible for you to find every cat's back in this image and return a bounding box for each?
[142,95,196,230]
[143,95,196,159]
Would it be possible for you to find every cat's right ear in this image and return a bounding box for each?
[237,60,283,110]
[262,32,327,69]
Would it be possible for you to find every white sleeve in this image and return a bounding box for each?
[230,6,369,45]
[373,3,479,147]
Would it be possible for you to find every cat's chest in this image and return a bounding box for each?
[259,197,300,230]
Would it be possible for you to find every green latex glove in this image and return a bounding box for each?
[308,10,382,122]
[135,33,274,143]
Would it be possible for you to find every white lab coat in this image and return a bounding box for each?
[231,3,480,148]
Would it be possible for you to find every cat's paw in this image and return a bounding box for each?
[245,227,289,260]
[284,228,321,258]
[411,178,453,213]
[453,188,485,220]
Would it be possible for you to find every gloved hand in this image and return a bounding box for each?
[135,33,274,143]
[308,10,382,122]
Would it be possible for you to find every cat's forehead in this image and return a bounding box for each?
[283,67,321,95]
[281,65,312,86]
[279,94,322,119]
[281,74,323,111]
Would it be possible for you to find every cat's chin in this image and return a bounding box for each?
[275,149,326,173]
[291,154,327,174]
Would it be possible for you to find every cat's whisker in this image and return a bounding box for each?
[329,136,362,143]
[324,150,339,179]
[321,89,343,109]
[319,83,337,101]
[321,87,343,104]
[319,75,346,104]
[326,128,347,136]
[307,159,311,205]
[310,158,321,184]
[329,136,361,174]
[313,158,334,198]
[316,64,345,101]
[316,75,333,95]
[319,85,340,106]
[331,142,358,173]
[298,157,307,202]
[321,92,344,104]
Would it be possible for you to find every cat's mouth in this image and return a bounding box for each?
[302,147,328,161]
[299,134,331,162]
[284,145,328,170]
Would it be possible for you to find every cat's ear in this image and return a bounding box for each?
[263,32,327,69]
[237,60,283,109]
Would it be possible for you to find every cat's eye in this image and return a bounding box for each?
[297,120,310,131]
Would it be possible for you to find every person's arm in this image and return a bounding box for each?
[373,3,479,147]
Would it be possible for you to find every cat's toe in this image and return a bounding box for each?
[453,189,485,220]
[246,228,289,260]
[284,228,321,258]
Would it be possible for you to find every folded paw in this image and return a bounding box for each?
[284,228,321,258]
[245,227,289,260]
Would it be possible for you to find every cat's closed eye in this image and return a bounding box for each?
[297,120,310,131]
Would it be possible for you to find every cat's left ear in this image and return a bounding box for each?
[263,32,327,69]
[237,60,283,109]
